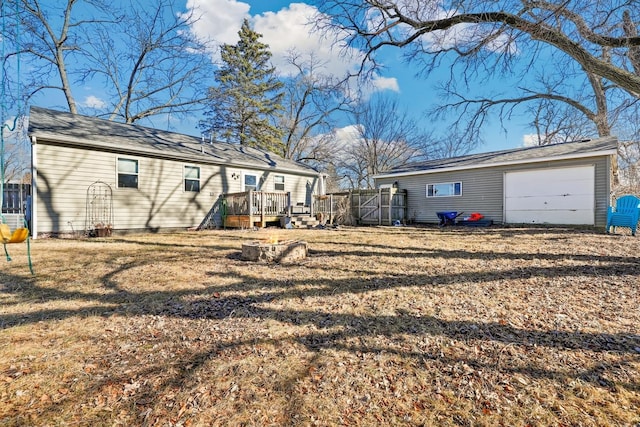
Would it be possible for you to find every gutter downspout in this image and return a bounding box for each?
[30,136,37,239]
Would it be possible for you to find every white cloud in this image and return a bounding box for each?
[182,0,250,52]
[370,75,400,92]
[182,1,399,97]
[353,74,400,102]
[253,3,363,78]
[522,134,539,147]
[334,124,362,139]
[82,95,107,109]
[331,124,363,149]
[183,2,364,77]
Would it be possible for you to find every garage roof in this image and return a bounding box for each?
[375,136,618,178]
[28,106,319,176]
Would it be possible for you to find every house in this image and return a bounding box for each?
[28,106,324,238]
[373,137,618,226]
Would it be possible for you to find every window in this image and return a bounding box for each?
[244,173,258,191]
[184,165,200,192]
[426,182,462,197]
[117,158,138,188]
[274,175,285,191]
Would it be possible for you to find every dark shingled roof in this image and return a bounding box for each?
[376,136,618,177]
[28,106,319,176]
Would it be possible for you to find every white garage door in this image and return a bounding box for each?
[504,165,595,225]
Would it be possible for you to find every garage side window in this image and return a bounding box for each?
[117,158,138,189]
[274,175,285,191]
[184,165,200,192]
[426,182,462,197]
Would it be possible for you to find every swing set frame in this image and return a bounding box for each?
[1,0,34,274]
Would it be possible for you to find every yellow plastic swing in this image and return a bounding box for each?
[1,223,29,244]
[1,221,34,274]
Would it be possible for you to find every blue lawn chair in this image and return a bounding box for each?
[606,195,640,236]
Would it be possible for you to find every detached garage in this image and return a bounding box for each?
[374,137,618,227]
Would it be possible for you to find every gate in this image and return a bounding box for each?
[350,188,407,225]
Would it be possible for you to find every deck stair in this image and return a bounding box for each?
[291,215,320,228]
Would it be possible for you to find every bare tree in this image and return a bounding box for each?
[426,129,481,160]
[279,51,353,163]
[315,1,640,96]
[2,0,212,124]
[81,0,212,124]
[316,0,640,191]
[430,42,637,141]
[336,94,427,189]
[613,103,640,193]
[3,0,114,113]
[1,118,30,182]
[526,98,595,146]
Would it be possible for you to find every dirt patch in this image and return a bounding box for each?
[1,225,639,426]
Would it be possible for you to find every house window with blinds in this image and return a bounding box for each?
[117,158,138,189]
[184,165,200,192]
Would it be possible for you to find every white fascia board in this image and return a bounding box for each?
[373,149,617,179]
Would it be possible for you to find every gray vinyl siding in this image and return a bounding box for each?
[593,157,611,225]
[376,155,611,226]
[34,142,318,234]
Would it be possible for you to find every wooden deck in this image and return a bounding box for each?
[219,190,406,229]
[222,191,308,228]
[223,214,283,229]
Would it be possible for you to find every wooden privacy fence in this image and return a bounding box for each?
[313,188,407,226]
[349,188,407,225]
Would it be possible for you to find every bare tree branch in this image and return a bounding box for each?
[279,50,354,164]
[335,94,431,188]
[315,1,640,96]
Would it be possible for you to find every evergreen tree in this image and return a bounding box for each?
[201,19,284,152]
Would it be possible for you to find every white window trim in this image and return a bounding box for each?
[117,157,139,189]
[184,165,201,192]
[426,181,462,198]
[243,172,259,191]
[274,175,285,191]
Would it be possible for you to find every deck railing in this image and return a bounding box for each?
[221,189,409,228]
[313,192,350,224]
[2,183,30,214]
[222,191,294,227]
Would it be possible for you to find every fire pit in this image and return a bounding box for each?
[241,239,308,263]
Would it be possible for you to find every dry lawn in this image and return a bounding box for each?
[1,225,639,426]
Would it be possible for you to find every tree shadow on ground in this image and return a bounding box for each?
[1,230,639,424]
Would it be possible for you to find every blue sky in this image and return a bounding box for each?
[179,0,530,152]
[13,0,533,153]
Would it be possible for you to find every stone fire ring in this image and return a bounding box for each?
[241,240,308,263]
